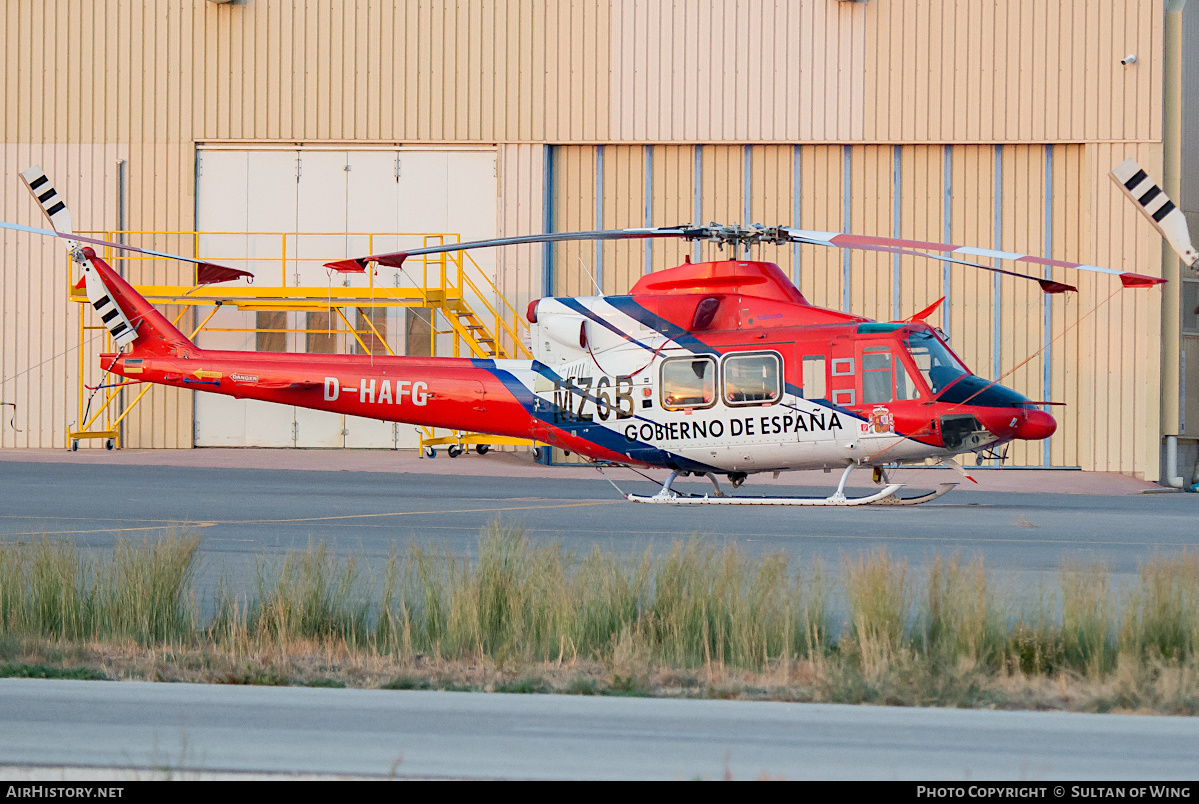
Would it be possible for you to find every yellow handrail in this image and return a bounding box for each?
[72,229,532,360]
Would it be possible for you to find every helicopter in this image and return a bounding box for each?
[2,161,1191,506]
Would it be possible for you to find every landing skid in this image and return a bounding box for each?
[627,484,906,506]
[863,466,958,506]
[625,464,910,507]
[867,482,958,505]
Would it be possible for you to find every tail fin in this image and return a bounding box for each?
[83,248,196,356]
[18,165,193,354]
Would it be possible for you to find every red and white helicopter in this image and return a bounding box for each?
[3,162,1194,506]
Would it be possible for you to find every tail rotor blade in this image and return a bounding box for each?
[18,165,72,237]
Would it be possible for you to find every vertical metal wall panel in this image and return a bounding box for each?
[1051,145,1088,472]
[497,144,545,341]
[0,1,1168,148]
[0,143,131,449]
[747,145,796,277]
[865,0,1162,145]
[947,146,997,405]
[121,141,195,450]
[848,145,893,324]
[550,146,599,298]
[998,145,1048,468]
[1086,142,1163,477]
[897,146,947,329]
[545,0,611,143]
[599,146,647,294]
[608,0,866,143]
[647,146,696,277]
[796,146,846,313]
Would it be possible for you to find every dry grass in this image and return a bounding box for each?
[0,532,199,644]
[1,526,1198,714]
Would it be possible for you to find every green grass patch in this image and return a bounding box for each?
[433,676,476,692]
[603,674,651,697]
[382,674,431,691]
[221,667,292,686]
[494,676,551,694]
[563,675,600,695]
[0,663,107,681]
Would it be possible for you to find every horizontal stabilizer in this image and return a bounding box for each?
[1110,158,1199,267]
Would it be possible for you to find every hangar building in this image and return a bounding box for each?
[1,0,1197,482]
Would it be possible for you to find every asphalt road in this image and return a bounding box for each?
[1,460,1196,581]
[4,678,1198,780]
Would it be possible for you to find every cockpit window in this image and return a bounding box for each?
[905,329,968,395]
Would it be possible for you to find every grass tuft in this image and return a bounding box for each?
[844,549,910,674]
[3,523,1199,712]
[0,533,199,644]
[1061,561,1118,676]
[494,676,551,694]
[383,675,431,691]
[1120,551,1199,663]
[0,663,108,681]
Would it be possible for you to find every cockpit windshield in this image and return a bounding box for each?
[904,328,969,395]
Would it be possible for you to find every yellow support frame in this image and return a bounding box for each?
[67,230,541,455]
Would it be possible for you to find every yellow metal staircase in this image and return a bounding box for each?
[67,231,540,456]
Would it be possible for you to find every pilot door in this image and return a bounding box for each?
[794,343,843,450]
[827,336,857,409]
[856,341,898,438]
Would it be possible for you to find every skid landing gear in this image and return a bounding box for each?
[865,466,958,506]
[627,464,906,507]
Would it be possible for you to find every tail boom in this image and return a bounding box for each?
[102,348,630,463]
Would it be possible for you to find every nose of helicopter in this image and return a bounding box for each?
[1014,407,1057,441]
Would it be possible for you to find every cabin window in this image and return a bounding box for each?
[802,355,827,400]
[862,347,894,404]
[660,356,717,410]
[722,352,781,406]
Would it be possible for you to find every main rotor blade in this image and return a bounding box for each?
[0,220,251,281]
[323,219,1165,293]
[780,227,1164,290]
[325,227,700,272]
[836,240,1078,294]
[1110,158,1199,267]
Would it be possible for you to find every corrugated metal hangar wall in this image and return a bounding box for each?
[0,0,1193,482]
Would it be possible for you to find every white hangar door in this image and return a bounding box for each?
[194,148,498,449]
